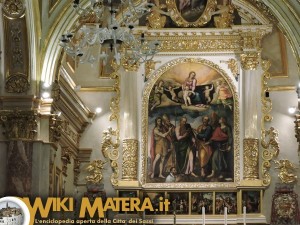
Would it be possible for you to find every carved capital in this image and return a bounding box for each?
[121,56,140,72]
[243,138,259,180]
[122,139,138,181]
[0,110,38,140]
[240,52,260,70]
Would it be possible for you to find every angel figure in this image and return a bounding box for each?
[274,159,298,184]
[212,0,235,28]
[86,159,106,184]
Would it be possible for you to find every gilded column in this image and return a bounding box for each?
[241,52,260,180]
[120,59,140,183]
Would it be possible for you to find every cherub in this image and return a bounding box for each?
[165,85,180,102]
[203,85,214,103]
[183,85,195,106]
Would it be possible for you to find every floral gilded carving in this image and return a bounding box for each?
[243,138,259,180]
[122,139,138,181]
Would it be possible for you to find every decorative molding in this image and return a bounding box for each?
[79,86,116,92]
[268,86,295,92]
[240,52,260,70]
[243,138,259,180]
[122,139,138,181]
[0,110,38,140]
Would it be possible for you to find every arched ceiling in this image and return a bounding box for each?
[35,0,299,83]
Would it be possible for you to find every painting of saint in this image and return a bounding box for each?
[147,61,235,184]
[175,0,207,22]
[215,192,237,214]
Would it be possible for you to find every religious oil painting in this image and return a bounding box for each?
[215,192,237,214]
[175,0,207,22]
[242,191,261,213]
[191,192,213,214]
[146,61,235,184]
[166,0,216,27]
[143,192,165,215]
[167,192,189,214]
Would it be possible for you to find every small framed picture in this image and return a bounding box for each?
[215,192,237,214]
[167,192,189,214]
[143,192,165,215]
[191,192,213,215]
[242,190,261,213]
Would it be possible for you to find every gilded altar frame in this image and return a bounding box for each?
[141,57,240,189]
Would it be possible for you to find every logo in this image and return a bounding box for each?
[0,197,30,225]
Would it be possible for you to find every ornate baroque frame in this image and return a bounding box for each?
[166,0,217,27]
[141,57,240,189]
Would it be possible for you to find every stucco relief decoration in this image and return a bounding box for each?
[86,160,106,184]
[142,58,240,188]
[2,0,25,17]
[122,139,138,181]
[0,110,38,140]
[220,58,239,81]
[212,0,235,28]
[49,115,64,142]
[271,184,300,225]
[274,160,298,184]
[73,159,80,184]
[101,127,120,186]
[166,0,217,27]
[98,60,121,186]
[243,138,259,180]
[146,0,169,28]
[3,0,30,93]
[61,147,72,175]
